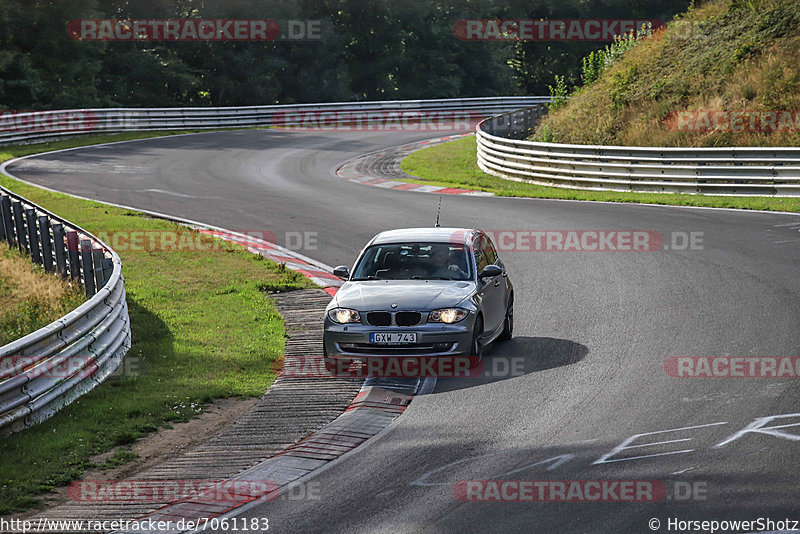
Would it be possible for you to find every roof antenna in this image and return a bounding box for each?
[434,196,442,228]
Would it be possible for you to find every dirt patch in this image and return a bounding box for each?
[95,396,259,479]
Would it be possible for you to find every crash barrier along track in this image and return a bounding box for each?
[0,96,550,146]
[478,107,800,197]
[0,185,131,434]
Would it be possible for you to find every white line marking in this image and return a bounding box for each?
[671,466,698,475]
[715,413,800,448]
[593,422,729,465]
[140,188,222,199]
[498,454,574,477]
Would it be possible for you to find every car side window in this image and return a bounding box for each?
[484,236,498,265]
[474,236,490,274]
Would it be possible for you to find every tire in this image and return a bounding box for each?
[471,315,484,362]
[324,357,338,374]
[323,344,350,374]
[498,295,514,342]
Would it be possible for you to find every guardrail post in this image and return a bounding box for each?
[25,208,41,265]
[92,248,105,290]
[38,215,53,273]
[101,256,113,286]
[0,194,11,244]
[66,230,80,281]
[80,239,96,296]
[12,200,27,254]
[52,223,68,278]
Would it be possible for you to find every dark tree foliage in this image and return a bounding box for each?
[0,0,690,109]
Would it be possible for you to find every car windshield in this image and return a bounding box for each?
[351,242,472,281]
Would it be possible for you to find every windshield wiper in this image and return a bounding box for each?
[351,276,378,281]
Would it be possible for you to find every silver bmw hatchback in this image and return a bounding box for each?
[323,227,513,373]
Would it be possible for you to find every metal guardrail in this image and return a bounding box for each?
[0,96,551,146]
[478,107,800,197]
[0,185,130,434]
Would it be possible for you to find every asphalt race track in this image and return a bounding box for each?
[8,129,800,533]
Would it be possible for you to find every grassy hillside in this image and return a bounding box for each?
[532,0,800,147]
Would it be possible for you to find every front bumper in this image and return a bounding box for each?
[323,314,475,360]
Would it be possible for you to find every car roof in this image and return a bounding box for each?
[369,227,479,246]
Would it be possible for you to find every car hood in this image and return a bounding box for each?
[334,280,476,311]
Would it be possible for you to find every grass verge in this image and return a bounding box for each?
[0,242,84,346]
[0,133,313,514]
[400,136,800,213]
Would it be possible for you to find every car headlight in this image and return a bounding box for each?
[429,308,468,324]
[328,308,361,324]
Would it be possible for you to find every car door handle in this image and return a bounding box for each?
[493,279,500,287]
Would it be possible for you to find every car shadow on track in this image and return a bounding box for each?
[433,336,588,393]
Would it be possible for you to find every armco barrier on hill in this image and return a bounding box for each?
[0,185,130,434]
[478,107,800,197]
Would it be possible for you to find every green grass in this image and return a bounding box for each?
[0,135,313,513]
[400,136,800,213]
[97,449,139,471]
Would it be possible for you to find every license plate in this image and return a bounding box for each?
[370,332,417,344]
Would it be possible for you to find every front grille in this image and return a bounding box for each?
[395,312,421,326]
[366,312,392,326]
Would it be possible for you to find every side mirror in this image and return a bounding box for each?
[333,265,350,280]
[479,264,503,279]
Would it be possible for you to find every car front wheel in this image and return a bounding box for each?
[471,315,484,362]
[498,295,513,342]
